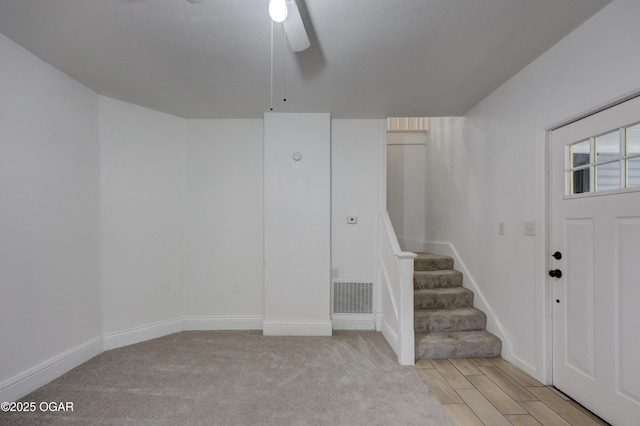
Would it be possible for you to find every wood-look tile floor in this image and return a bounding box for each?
[415,357,610,426]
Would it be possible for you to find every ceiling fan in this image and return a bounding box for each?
[186,0,310,52]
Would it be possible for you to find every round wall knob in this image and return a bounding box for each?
[293,152,302,161]
[552,251,562,260]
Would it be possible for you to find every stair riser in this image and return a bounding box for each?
[416,337,501,359]
[414,272,462,289]
[414,292,473,309]
[414,313,486,333]
[414,258,454,271]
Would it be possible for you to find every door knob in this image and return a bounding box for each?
[549,269,562,278]
[552,251,562,260]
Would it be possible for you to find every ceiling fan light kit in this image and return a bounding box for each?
[269,0,288,23]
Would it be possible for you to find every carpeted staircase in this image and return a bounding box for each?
[414,253,502,359]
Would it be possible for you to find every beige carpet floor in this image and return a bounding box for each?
[1,330,454,425]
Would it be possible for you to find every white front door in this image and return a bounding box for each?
[550,96,640,426]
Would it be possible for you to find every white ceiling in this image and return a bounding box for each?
[0,0,610,119]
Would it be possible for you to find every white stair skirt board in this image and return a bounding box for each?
[183,315,264,331]
[0,337,102,403]
[331,314,376,330]
[262,320,333,336]
[102,318,183,351]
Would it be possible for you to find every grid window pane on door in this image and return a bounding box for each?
[566,140,591,195]
[565,122,640,196]
[595,130,621,191]
[627,124,640,188]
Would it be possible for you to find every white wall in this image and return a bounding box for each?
[0,37,385,403]
[425,0,640,380]
[0,34,101,401]
[183,120,264,329]
[263,113,332,335]
[331,120,383,328]
[99,97,186,347]
[386,134,427,252]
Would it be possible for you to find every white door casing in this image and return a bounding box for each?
[550,96,640,426]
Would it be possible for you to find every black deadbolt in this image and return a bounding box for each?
[549,269,562,278]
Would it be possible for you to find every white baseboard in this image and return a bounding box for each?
[102,318,183,351]
[331,314,375,330]
[507,352,538,379]
[262,320,333,336]
[423,241,512,359]
[183,315,263,330]
[0,336,102,403]
[374,311,383,331]
[380,319,399,355]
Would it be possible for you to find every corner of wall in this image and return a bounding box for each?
[102,319,184,351]
[0,337,102,403]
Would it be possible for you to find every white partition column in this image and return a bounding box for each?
[263,113,332,336]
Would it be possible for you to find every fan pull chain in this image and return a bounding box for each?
[269,19,274,111]
[283,28,287,102]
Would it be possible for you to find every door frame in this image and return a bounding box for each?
[538,88,640,385]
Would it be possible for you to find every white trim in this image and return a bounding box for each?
[376,119,387,330]
[374,310,383,331]
[423,241,513,363]
[262,320,333,336]
[183,315,263,330]
[0,336,102,403]
[102,318,183,350]
[386,133,428,145]
[380,319,399,355]
[331,314,375,330]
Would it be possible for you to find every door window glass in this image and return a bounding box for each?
[567,140,591,195]
[596,130,619,160]
[628,157,640,188]
[596,161,621,191]
[627,124,640,154]
[565,123,640,196]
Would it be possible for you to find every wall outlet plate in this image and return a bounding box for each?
[524,222,535,236]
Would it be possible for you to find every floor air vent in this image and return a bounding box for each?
[333,282,373,314]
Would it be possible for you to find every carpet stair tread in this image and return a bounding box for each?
[414,253,454,271]
[412,253,501,360]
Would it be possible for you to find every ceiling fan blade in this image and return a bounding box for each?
[283,0,310,52]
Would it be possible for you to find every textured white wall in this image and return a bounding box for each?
[425,0,640,380]
[183,120,264,326]
[0,34,101,400]
[263,113,331,335]
[99,97,185,340]
[331,120,381,285]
